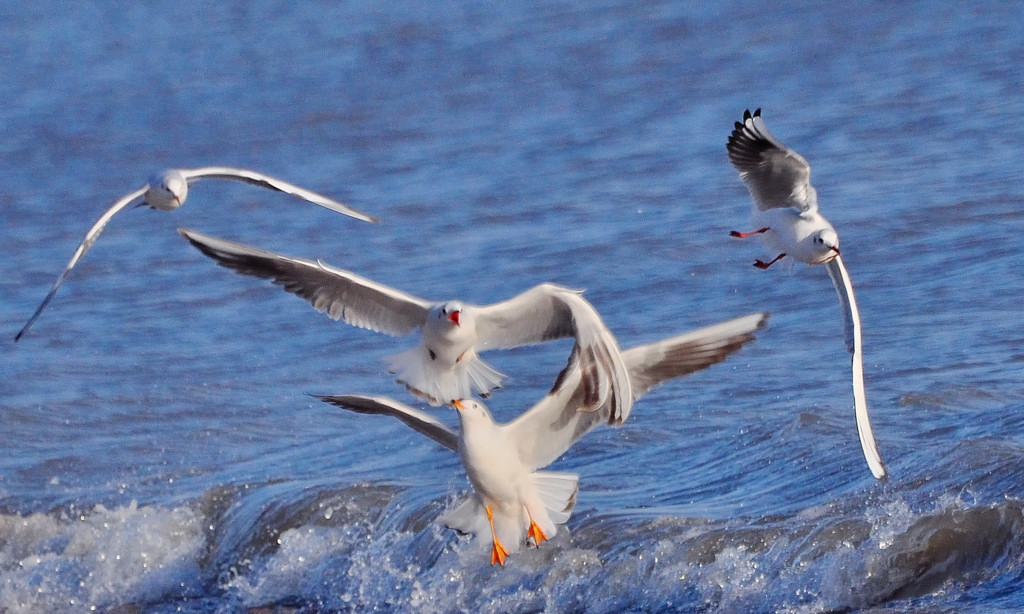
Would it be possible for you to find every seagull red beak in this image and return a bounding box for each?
[448,311,461,326]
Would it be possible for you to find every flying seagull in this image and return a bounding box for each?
[179,228,633,421]
[316,312,768,565]
[16,167,378,341]
[727,108,886,480]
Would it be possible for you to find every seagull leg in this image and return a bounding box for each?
[486,506,509,566]
[754,254,786,269]
[526,514,548,547]
[730,227,770,238]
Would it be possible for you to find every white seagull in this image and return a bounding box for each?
[15,167,379,341]
[727,108,887,480]
[315,312,768,565]
[179,228,633,420]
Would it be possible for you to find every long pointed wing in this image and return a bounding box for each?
[726,109,818,213]
[825,255,887,480]
[182,167,379,224]
[622,312,768,398]
[313,394,458,451]
[825,257,855,353]
[507,312,768,470]
[15,186,148,341]
[178,228,433,336]
[474,283,633,424]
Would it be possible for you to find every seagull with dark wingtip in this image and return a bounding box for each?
[727,108,887,480]
[16,167,378,341]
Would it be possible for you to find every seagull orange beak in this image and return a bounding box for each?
[452,399,466,411]
[814,247,841,265]
[448,311,461,326]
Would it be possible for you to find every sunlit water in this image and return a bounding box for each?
[2,2,1024,612]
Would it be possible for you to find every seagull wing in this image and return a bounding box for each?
[474,283,633,424]
[726,109,818,213]
[16,185,148,341]
[472,283,582,348]
[179,228,432,336]
[313,394,458,451]
[623,312,768,398]
[825,255,887,480]
[825,257,855,353]
[507,312,767,470]
[182,167,379,223]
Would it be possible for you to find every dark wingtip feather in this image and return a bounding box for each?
[726,108,775,170]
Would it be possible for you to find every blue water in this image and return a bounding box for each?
[2,1,1024,611]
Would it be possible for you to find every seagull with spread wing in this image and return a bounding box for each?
[316,312,768,565]
[727,108,886,480]
[16,167,378,341]
[179,228,632,420]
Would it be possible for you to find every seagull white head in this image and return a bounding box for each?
[439,301,463,327]
[452,398,490,422]
[145,170,188,211]
[812,228,841,263]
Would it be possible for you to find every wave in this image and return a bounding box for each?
[2,481,1023,613]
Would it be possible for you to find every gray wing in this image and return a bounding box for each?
[824,256,887,480]
[623,312,768,398]
[506,312,768,470]
[182,167,379,224]
[179,228,432,336]
[15,185,148,341]
[726,108,818,213]
[475,283,633,425]
[313,394,458,451]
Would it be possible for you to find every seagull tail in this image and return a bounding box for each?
[532,471,579,531]
[463,355,506,398]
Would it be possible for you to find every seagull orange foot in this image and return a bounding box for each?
[527,520,548,546]
[491,540,510,566]
[486,506,510,566]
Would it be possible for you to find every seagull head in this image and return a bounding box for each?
[812,228,840,262]
[145,170,188,211]
[452,398,492,423]
[440,302,463,327]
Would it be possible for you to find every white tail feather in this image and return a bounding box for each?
[388,346,506,405]
[532,471,579,529]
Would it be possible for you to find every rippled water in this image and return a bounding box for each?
[2,2,1024,612]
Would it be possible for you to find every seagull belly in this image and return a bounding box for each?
[459,429,532,549]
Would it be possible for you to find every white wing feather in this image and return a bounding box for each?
[182,167,379,223]
[825,256,887,480]
[15,186,148,341]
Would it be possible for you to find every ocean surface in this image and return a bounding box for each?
[2,2,1024,612]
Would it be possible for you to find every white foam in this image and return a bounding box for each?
[0,502,205,612]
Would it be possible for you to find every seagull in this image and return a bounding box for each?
[179,228,633,420]
[727,108,887,480]
[315,312,768,565]
[15,167,379,341]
